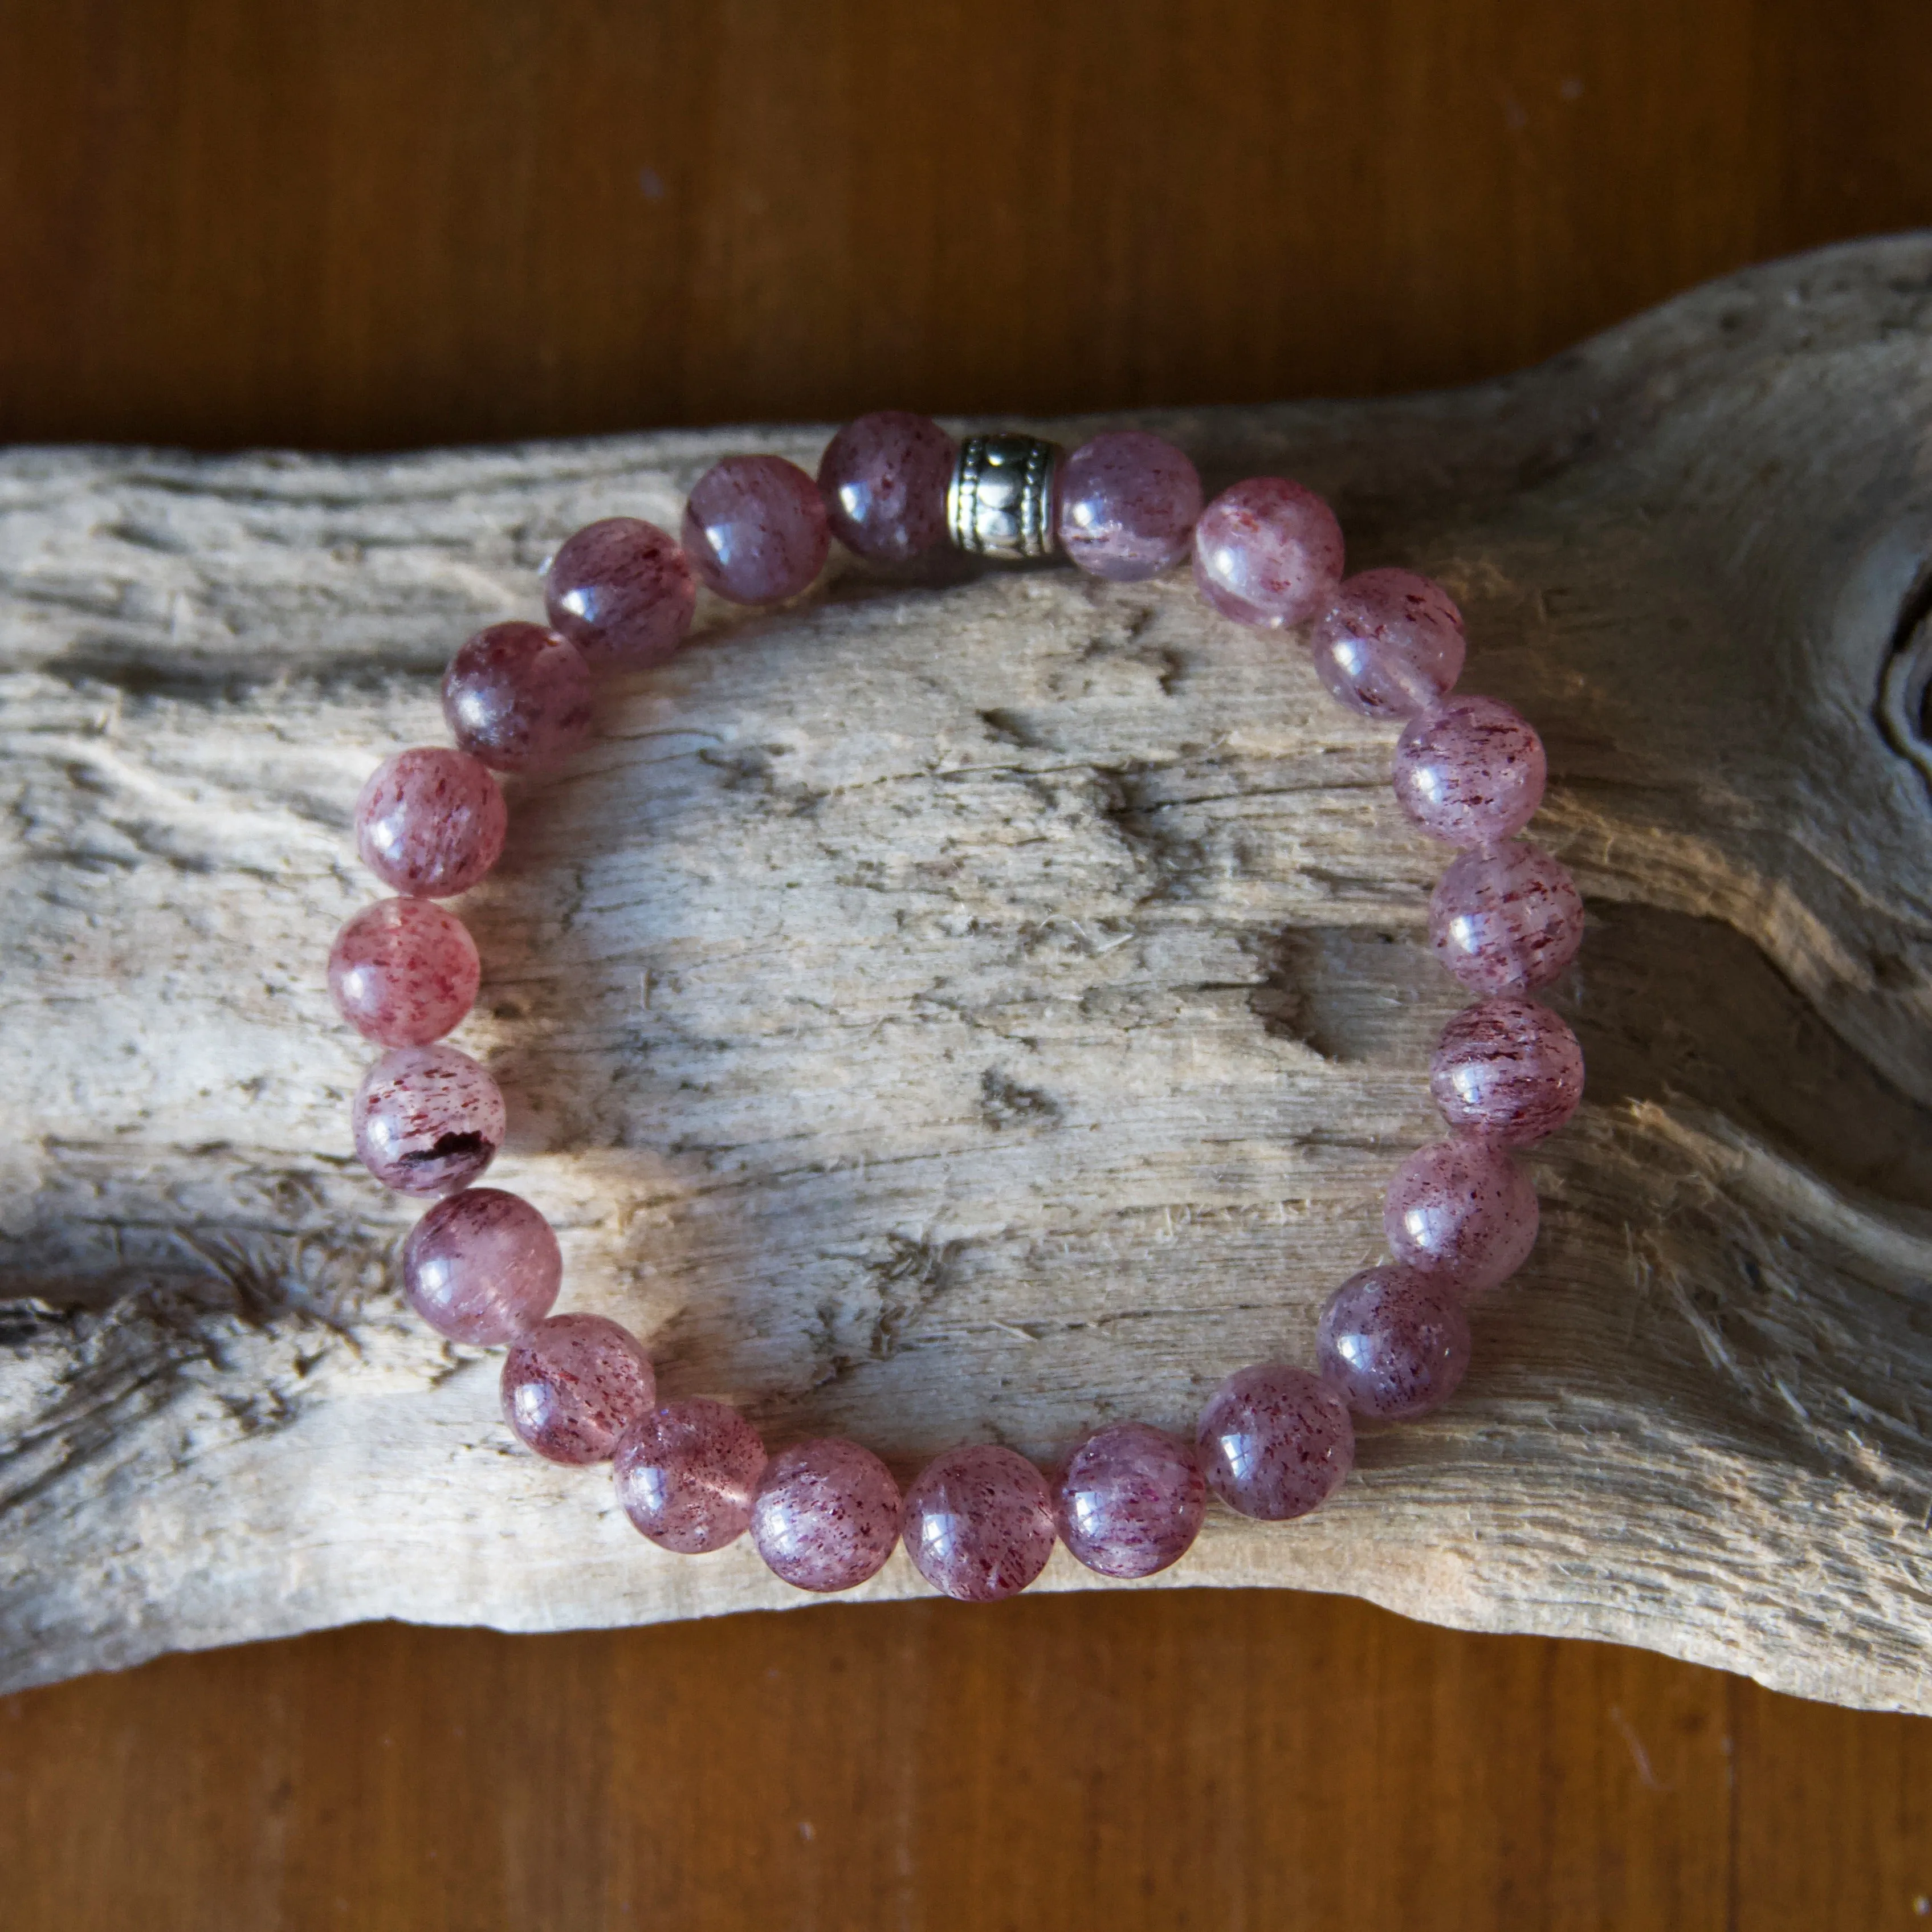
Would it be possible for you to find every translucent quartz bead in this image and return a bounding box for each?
[1054,1421,1207,1579]
[327,898,479,1046]
[682,455,830,606]
[1316,1265,1472,1420]
[614,1399,768,1554]
[543,517,696,671]
[902,1445,1057,1603]
[816,411,956,563]
[400,1187,561,1344]
[442,622,593,774]
[1429,841,1585,993]
[1430,996,1584,1146]
[502,1313,655,1465]
[1057,430,1203,582]
[351,1043,505,1195]
[1393,695,1546,846]
[1384,1139,1539,1291]
[1195,1364,1354,1521]
[354,747,507,899]
[1309,568,1466,718]
[1191,476,1344,627]
[749,1438,903,1592]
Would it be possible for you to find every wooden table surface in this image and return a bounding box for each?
[2,3,1929,1925]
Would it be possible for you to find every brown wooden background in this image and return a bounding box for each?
[2,2,1930,1925]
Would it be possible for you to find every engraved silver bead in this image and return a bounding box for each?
[947,434,1062,560]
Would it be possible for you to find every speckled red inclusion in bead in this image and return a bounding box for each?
[1054,1421,1206,1579]
[442,622,593,774]
[354,748,507,899]
[1191,476,1343,628]
[1393,695,1546,846]
[1384,1139,1539,1291]
[1058,431,1203,582]
[1430,996,1584,1146]
[1429,841,1585,993]
[401,1187,561,1344]
[501,1313,655,1465]
[328,897,479,1046]
[903,1445,1056,1603]
[1316,1266,1472,1420]
[614,1399,768,1554]
[543,517,696,671]
[351,1043,505,1195]
[1195,1364,1354,1521]
[682,455,830,605]
[817,411,956,563]
[750,1439,902,1592]
[1309,569,1466,718]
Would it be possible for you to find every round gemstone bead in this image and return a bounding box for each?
[1429,841,1585,993]
[502,1313,655,1465]
[1309,568,1466,718]
[354,747,507,899]
[350,1043,505,1196]
[1431,996,1585,1146]
[543,517,696,672]
[1057,431,1203,582]
[441,622,593,774]
[682,455,830,606]
[817,411,956,563]
[1316,1266,1472,1420]
[1384,1139,1540,1291]
[327,898,479,1046]
[1196,1364,1354,1521]
[902,1445,1056,1603]
[749,1438,903,1593]
[1054,1421,1207,1580]
[614,1399,768,1554]
[1393,695,1547,846]
[1191,476,1344,627]
[400,1187,561,1344]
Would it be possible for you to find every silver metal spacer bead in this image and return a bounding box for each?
[947,434,1062,560]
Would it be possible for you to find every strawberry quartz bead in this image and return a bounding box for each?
[816,411,956,563]
[903,1445,1057,1603]
[1196,1364,1354,1521]
[503,1314,655,1464]
[543,517,696,672]
[1316,1266,1472,1420]
[1057,431,1203,582]
[351,1043,505,1195]
[354,748,507,899]
[750,1440,903,1592]
[328,898,479,1046]
[1191,476,1344,627]
[442,622,593,774]
[682,455,830,605]
[616,1399,768,1554]
[1431,996,1584,1147]
[1429,841,1585,993]
[1309,568,1466,718]
[1393,695,1547,846]
[1384,1139,1539,1291]
[400,1187,561,1344]
[1054,1422,1207,1579]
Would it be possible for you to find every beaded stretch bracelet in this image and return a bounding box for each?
[331,414,1585,1603]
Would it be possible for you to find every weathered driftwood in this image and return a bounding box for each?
[3,237,1931,1711]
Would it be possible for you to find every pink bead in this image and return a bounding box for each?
[1054,1422,1206,1580]
[681,455,830,605]
[1393,695,1546,846]
[1316,1266,1472,1420]
[1429,841,1585,993]
[1191,476,1344,627]
[1431,996,1584,1146]
[1309,569,1466,718]
[502,1313,655,1465]
[817,411,956,563]
[1057,431,1203,582]
[1384,1139,1539,1291]
[614,1399,768,1554]
[354,747,507,899]
[351,1043,505,1196]
[400,1187,561,1344]
[442,622,593,774]
[327,898,479,1046]
[902,1445,1056,1603]
[543,517,696,671]
[1196,1364,1354,1521]
[749,1439,903,1592]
